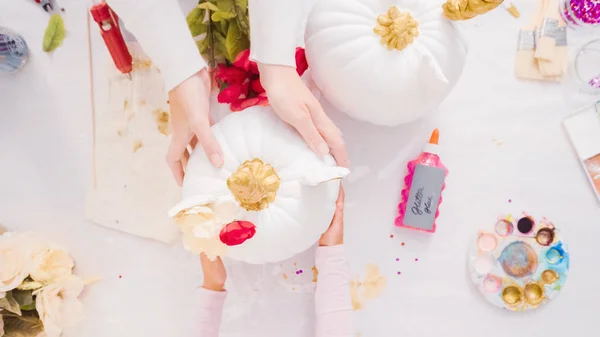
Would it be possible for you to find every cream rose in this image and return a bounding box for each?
[34,276,85,337]
[173,199,239,260]
[0,233,30,292]
[30,246,74,283]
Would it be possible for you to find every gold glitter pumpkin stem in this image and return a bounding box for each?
[373,6,419,51]
[442,0,504,21]
[227,158,280,211]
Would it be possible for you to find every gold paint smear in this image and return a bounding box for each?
[133,139,143,152]
[312,266,319,283]
[227,158,280,211]
[442,0,503,21]
[373,6,419,51]
[153,109,171,136]
[133,58,153,71]
[350,264,388,311]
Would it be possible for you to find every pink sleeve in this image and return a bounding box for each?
[196,287,227,337]
[315,245,354,337]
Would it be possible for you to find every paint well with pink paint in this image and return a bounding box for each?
[395,129,448,233]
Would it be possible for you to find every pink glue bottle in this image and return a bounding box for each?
[395,129,447,233]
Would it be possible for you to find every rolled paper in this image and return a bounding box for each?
[443,0,504,21]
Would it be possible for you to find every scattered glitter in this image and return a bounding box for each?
[415,258,419,262]
[401,242,405,246]
[508,199,512,203]
[397,272,401,275]
[298,269,303,274]
[118,275,122,279]
[395,258,399,261]
[282,273,288,280]
[590,74,600,89]
[390,234,394,238]
[293,262,297,266]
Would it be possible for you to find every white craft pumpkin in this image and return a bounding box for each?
[305,0,468,126]
[168,107,349,264]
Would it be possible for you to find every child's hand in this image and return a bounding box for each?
[200,254,227,292]
[167,68,224,186]
[319,186,345,247]
[257,64,349,167]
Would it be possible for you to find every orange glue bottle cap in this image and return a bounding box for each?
[423,129,440,154]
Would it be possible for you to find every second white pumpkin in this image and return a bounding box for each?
[305,0,468,126]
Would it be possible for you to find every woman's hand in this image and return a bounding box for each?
[258,64,349,167]
[200,253,227,292]
[167,69,224,185]
[319,186,345,246]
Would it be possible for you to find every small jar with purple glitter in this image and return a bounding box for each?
[561,0,600,29]
[572,39,600,94]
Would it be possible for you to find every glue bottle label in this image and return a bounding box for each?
[403,164,445,231]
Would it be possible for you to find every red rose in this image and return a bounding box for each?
[219,220,257,246]
[215,48,309,112]
[295,47,308,76]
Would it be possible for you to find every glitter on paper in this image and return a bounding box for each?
[508,199,512,203]
[401,242,405,246]
[397,271,401,275]
[390,234,394,238]
[415,258,419,262]
[282,273,288,280]
[395,258,399,261]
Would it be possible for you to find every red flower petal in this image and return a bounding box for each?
[251,79,265,94]
[240,97,260,110]
[219,220,256,246]
[216,64,247,84]
[295,48,308,76]
[256,92,269,106]
[249,61,259,75]
[217,83,244,104]
[233,49,251,72]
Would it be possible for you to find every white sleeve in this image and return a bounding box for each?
[106,0,207,92]
[248,0,301,67]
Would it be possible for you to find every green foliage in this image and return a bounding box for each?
[0,292,22,316]
[42,14,66,52]
[187,0,250,66]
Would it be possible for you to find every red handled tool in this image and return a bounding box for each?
[90,1,133,78]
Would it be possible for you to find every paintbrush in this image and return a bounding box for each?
[515,0,546,80]
[535,0,559,61]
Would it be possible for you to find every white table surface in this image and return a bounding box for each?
[1,1,600,337]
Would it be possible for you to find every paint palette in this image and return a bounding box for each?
[468,214,569,311]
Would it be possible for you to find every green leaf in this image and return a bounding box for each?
[186,7,205,27]
[196,39,209,55]
[235,0,248,10]
[197,2,220,11]
[42,14,66,52]
[219,20,228,35]
[211,11,236,22]
[225,20,248,63]
[190,22,208,37]
[0,292,22,316]
[216,0,233,12]
[11,290,35,311]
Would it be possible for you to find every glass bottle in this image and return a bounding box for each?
[0,27,28,73]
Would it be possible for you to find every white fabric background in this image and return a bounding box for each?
[1,1,599,337]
